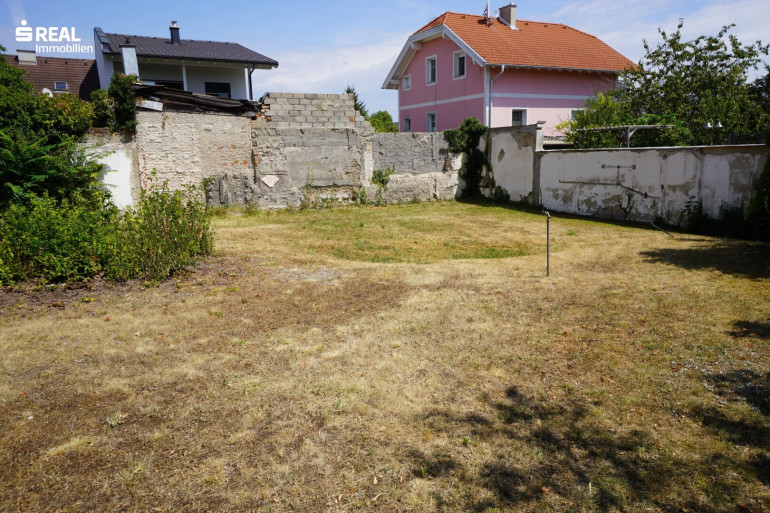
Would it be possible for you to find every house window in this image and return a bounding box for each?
[570,109,583,121]
[511,109,527,127]
[403,74,411,90]
[403,117,411,132]
[453,51,466,79]
[426,56,437,85]
[205,82,231,99]
[427,112,437,132]
[53,81,68,92]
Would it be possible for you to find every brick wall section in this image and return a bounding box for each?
[260,92,374,132]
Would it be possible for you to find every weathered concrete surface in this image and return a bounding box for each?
[482,125,542,203]
[372,132,447,174]
[254,128,366,188]
[83,132,138,208]
[363,171,461,204]
[135,110,252,192]
[537,145,768,224]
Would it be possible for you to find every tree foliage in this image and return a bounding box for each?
[90,89,114,128]
[368,110,398,132]
[108,73,137,132]
[0,45,104,207]
[344,85,368,118]
[564,21,768,147]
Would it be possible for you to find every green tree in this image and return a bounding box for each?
[623,21,767,145]
[344,85,368,118]
[563,22,768,147]
[368,110,398,132]
[0,46,105,207]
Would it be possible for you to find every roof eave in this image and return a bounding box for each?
[109,53,278,68]
[486,63,631,73]
[382,25,487,90]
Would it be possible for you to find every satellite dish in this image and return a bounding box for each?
[41,88,53,97]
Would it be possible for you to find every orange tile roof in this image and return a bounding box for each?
[416,12,635,72]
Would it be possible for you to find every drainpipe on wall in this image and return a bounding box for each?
[487,65,506,128]
[248,64,255,102]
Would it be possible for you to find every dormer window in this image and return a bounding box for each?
[53,81,68,92]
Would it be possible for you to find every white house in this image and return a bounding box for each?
[93,21,278,101]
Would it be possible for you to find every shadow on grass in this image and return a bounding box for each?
[409,386,678,511]
[640,240,770,279]
[730,319,770,340]
[407,384,770,511]
[686,369,770,489]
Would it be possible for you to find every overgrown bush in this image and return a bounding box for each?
[443,117,488,197]
[90,89,113,128]
[105,183,213,282]
[108,73,137,133]
[0,195,114,283]
[0,184,213,285]
[744,153,770,240]
[371,165,395,205]
[0,46,105,207]
[0,131,109,208]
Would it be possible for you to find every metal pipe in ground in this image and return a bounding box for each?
[542,210,551,276]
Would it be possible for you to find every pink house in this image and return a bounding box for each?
[382,5,635,137]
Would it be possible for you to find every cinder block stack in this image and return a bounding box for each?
[258,92,374,132]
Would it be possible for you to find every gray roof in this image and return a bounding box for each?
[96,28,278,67]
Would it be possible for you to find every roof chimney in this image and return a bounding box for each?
[120,38,139,77]
[499,4,517,29]
[169,21,181,45]
[16,49,37,65]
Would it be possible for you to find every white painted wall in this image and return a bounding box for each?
[535,146,767,225]
[83,134,138,209]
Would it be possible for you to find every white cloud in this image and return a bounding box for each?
[253,32,409,115]
[549,0,769,66]
[4,0,25,24]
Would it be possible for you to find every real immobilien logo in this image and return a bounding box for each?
[15,20,94,54]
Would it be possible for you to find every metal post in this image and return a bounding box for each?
[542,210,551,276]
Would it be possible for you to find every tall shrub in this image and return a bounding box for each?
[108,73,137,133]
[443,117,488,197]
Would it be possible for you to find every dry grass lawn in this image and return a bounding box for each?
[1,200,768,512]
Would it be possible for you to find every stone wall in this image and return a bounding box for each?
[134,110,253,194]
[259,92,373,132]
[483,125,768,225]
[372,132,447,174]
[102,108,459,208]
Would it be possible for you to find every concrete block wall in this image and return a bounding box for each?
[260,92,374,133]
[372,132,450,174]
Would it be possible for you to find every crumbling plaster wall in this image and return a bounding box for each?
[129,108,459,208]
[536,146,767,225]
[480,125,541,202]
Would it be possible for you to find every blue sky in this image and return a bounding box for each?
[2,0,768,114]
